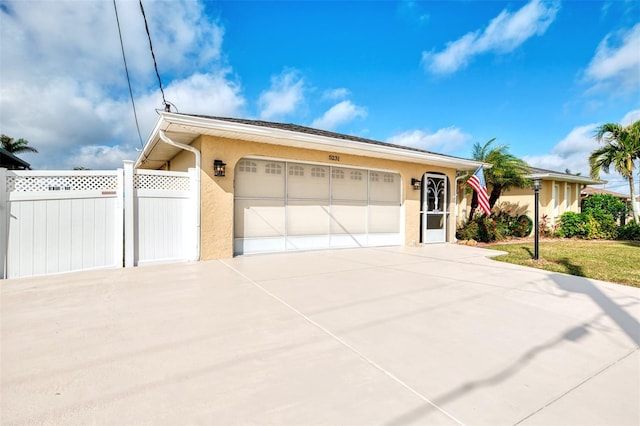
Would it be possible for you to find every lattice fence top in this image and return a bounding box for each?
[7,174,118,192]
[134,173,190,191]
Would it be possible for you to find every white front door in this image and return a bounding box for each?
[422,173,447,243]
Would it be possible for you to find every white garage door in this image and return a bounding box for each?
[234,159,402,255]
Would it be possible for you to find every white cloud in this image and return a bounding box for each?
[311,101,367,131]
[422,0,559,74]
[524,123,599,176]
[524,109,640,177]
[66,145,141,170]
[0,0,241,170]
[258,70,305,120]
[621,109,640,125]
[386,127,472,153]
[322,88,351,101]
[584,24,640,92]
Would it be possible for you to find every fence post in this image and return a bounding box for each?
[0,168,7,279]
[114,168,125,268]
[123,161,135,267]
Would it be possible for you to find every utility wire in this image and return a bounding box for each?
[113,0,144,148]
[139,0,170,112]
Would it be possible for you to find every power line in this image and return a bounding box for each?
[139,0,172,112]
[113,0,144,148]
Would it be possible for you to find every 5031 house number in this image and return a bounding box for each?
[329,155,340,161]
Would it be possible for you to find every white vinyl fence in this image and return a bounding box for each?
[131,168,197,266]
[0,161,198,279]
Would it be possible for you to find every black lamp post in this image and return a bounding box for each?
[533,178,542,260]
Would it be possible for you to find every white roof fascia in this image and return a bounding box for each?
[137,113,486,171]
[527,172,602,185]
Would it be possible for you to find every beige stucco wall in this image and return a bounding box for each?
[167,135,460,260]
[458,180,584,230]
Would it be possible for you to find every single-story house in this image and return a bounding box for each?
[457,166,602,226]
[135,113,486,260]
[0,147,31,170]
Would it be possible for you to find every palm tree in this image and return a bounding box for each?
[589,120,640,222]
[466,138,530,220]
[1,134,38,154]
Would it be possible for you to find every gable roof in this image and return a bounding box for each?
[136,113,486,171]
[526,166,601,185]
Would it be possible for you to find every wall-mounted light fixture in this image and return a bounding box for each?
[411,178,422,190]
[214,159,227,177]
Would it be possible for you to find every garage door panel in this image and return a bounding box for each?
[370,172,401,203]
[331,168,367,201]
[369,204,401,233]
[330,202,367,234]
[330,234,367,248]
[287,164,329,200]
[236,159,285,198]
[287,202,330,236]
[234,199,285,238]
[287,235,331,251]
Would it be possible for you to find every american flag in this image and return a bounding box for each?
[467,167,491,216]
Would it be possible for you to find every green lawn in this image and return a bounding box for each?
[487,240,640,287]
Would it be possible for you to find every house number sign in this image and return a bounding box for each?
[329,155,340,161]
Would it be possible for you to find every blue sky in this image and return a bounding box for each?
[1,0,639,192]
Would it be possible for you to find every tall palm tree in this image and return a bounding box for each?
[589,120,640,222]
[466,138,530,220]
[1,134,38,154]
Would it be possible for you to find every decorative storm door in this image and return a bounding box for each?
[422,173,447,243]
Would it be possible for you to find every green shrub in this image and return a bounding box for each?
[476,216,503,243]
[618,222,640,240]
[583,194,629,222]
[456,220,479,241]
[457,204,534,243]
[557,212,600,239]
[589,211,618,239]
[512,215,533,237]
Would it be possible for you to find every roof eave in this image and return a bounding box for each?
[527,172,602,185]
[136,113,486,171]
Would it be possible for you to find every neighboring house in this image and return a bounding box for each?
[0,147,31,170]
[136,113,485,260]
[457,166,602,226]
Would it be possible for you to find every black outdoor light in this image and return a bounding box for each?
[532,178,542,260]
[214,159,227,177]
[411,178,422,190]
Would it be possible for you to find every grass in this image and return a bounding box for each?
[486,240,640,287]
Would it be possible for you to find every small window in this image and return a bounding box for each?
[311,167,326,178]
[289,165,305,176]
[350,171,363,181]
[370,172,379,182]
[332,169,344,180]
[265,163,282,175]
[383,174,394,183]
[238,160,257,173]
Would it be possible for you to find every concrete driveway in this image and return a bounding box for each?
[2,245,639,425]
